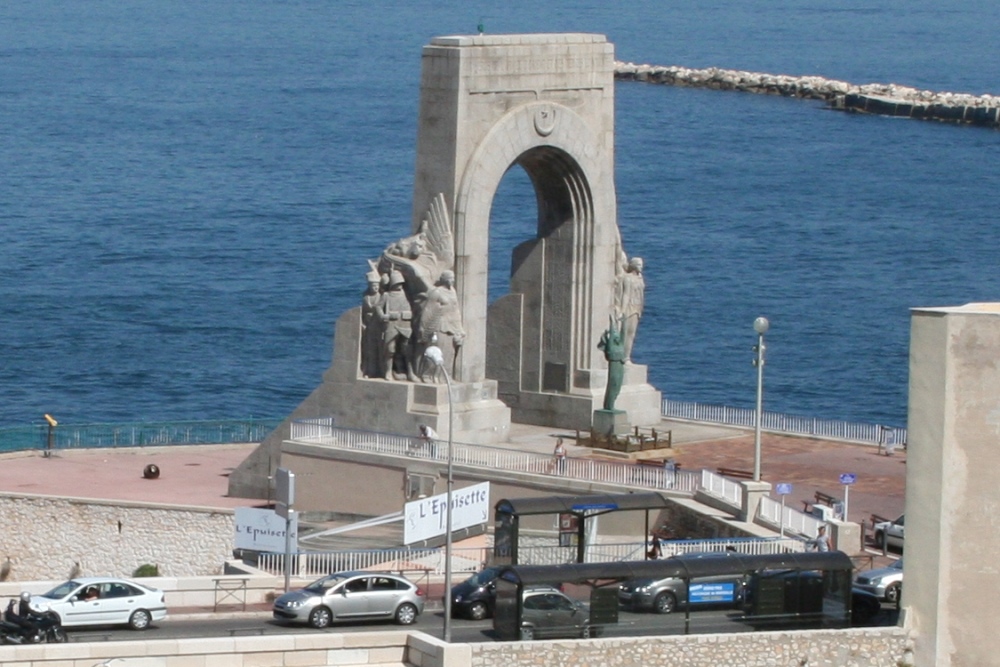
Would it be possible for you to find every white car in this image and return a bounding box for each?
[31,577,167,630]
[874,514,905,551]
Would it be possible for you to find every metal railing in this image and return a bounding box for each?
[699,469,744,507]
[757,496,823,538]
[662,399,907,447]
[254,536,807,577]
[290,424,701,493]
[0,418,281,454]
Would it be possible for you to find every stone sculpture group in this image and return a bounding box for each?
[359,193,466,384]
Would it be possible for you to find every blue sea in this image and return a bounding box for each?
[2,0,999,428]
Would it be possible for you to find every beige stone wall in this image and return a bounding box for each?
[0,493,233,580]
[466,628,913,667]
[0,627,912,667]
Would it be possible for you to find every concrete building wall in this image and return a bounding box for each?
[907,304,1000,667]
[0,493,233,580]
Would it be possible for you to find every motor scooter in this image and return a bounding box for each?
[1,599,67,644]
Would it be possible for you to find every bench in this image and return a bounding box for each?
[803,490,840,513]
[716,467,753,480]
[574,427,672,453]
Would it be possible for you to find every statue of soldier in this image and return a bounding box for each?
[381,270,417,382]
[360,266,384,378]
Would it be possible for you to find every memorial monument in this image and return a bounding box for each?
[229,34,661,499]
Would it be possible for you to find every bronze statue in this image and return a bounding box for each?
[598,316,626,411]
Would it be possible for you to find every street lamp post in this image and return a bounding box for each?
[423,341,454,642]
[752,317,769,482]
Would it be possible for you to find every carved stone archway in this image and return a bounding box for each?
[227,34,660,499]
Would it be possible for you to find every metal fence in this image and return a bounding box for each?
[662,399,907,447]
[290,423,702,494]
[0,418,281,454]
[254,536,806,577]
[757,495,823,538]
[699,469,744,507]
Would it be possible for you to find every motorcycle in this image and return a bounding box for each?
[1,599,67,644]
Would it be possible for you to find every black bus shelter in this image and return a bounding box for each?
[493,492,672,565]
[493,551,856,640]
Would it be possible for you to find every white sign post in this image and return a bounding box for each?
[839,473,856,522]
[775,483,793,537]
[404,482,490,545]
[275,468,295,592]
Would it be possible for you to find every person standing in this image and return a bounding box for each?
[812,525,832,552]
[552,438,567,474]
[417,424,438,458]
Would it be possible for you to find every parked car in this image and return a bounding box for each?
[744,570,881,626]
[30,577,167,630]
[518,585,593,640]
[873,514,905,550]
[618,552,747,614]
[451,566,500,620]
[272,572,424,628]
[854,558,903,604]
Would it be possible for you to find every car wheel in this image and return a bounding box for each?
[394,602,418,625]
[48,627,68,643]
[309,606,333,629]
[885,583,901,604]
[128,609,152,631]
[580,625,593,639]
[519,625,535,641]
[468,601,489,621]
[653,591,677,614]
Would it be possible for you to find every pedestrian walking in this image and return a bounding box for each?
[811,525,832,552]
[416,424,438,458]
[551,438,567,474]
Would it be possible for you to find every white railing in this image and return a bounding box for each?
[757,496,823,538]
[663,536,805,556]
[662,399,907,447]
[254,537,806,577]
[699,469,743,507]
[290,424,701,494]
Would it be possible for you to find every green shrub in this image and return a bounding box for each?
[132,564,160,578]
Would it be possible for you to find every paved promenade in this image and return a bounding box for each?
[0,419,905,525]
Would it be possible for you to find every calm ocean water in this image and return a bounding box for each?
[2,0,999,428]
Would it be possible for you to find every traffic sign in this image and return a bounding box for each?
[775,483,793,495]
[839,473,857,485]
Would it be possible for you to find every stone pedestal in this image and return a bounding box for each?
[592,409,630,437]
[739,480,772,524]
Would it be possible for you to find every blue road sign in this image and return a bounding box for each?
[839,473,857,485]
[776,483,793,495]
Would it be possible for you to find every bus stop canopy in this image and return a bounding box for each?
[495,491,672,517]
[497,550,855,586]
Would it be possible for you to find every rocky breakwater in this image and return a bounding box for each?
[615,61,1000,129]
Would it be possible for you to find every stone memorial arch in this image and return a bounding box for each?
[229,34,660,498]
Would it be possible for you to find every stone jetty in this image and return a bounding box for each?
[615,61,1000,129]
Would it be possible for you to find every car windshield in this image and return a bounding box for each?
[304,574,348,592]
[465,567,500,587]
[41,580,82,599]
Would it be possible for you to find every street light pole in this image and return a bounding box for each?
[423,341,454,642]
[752,317,769,482]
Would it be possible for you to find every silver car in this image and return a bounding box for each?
[519,585,593,640]
[873,514,905,551]
[272,572,424,628]
[854,558,903,603]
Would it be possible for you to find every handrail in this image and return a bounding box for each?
[699,469,743,507]
[758,496,822,538]
[662,399,906,447]
[290,423,701,494]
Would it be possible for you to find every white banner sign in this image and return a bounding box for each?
[404,482,490,545]
[234,507,298,552]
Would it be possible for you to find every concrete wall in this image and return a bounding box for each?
[0,493,234,580]
[1,627,912,667]
[907,304,1000,667]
